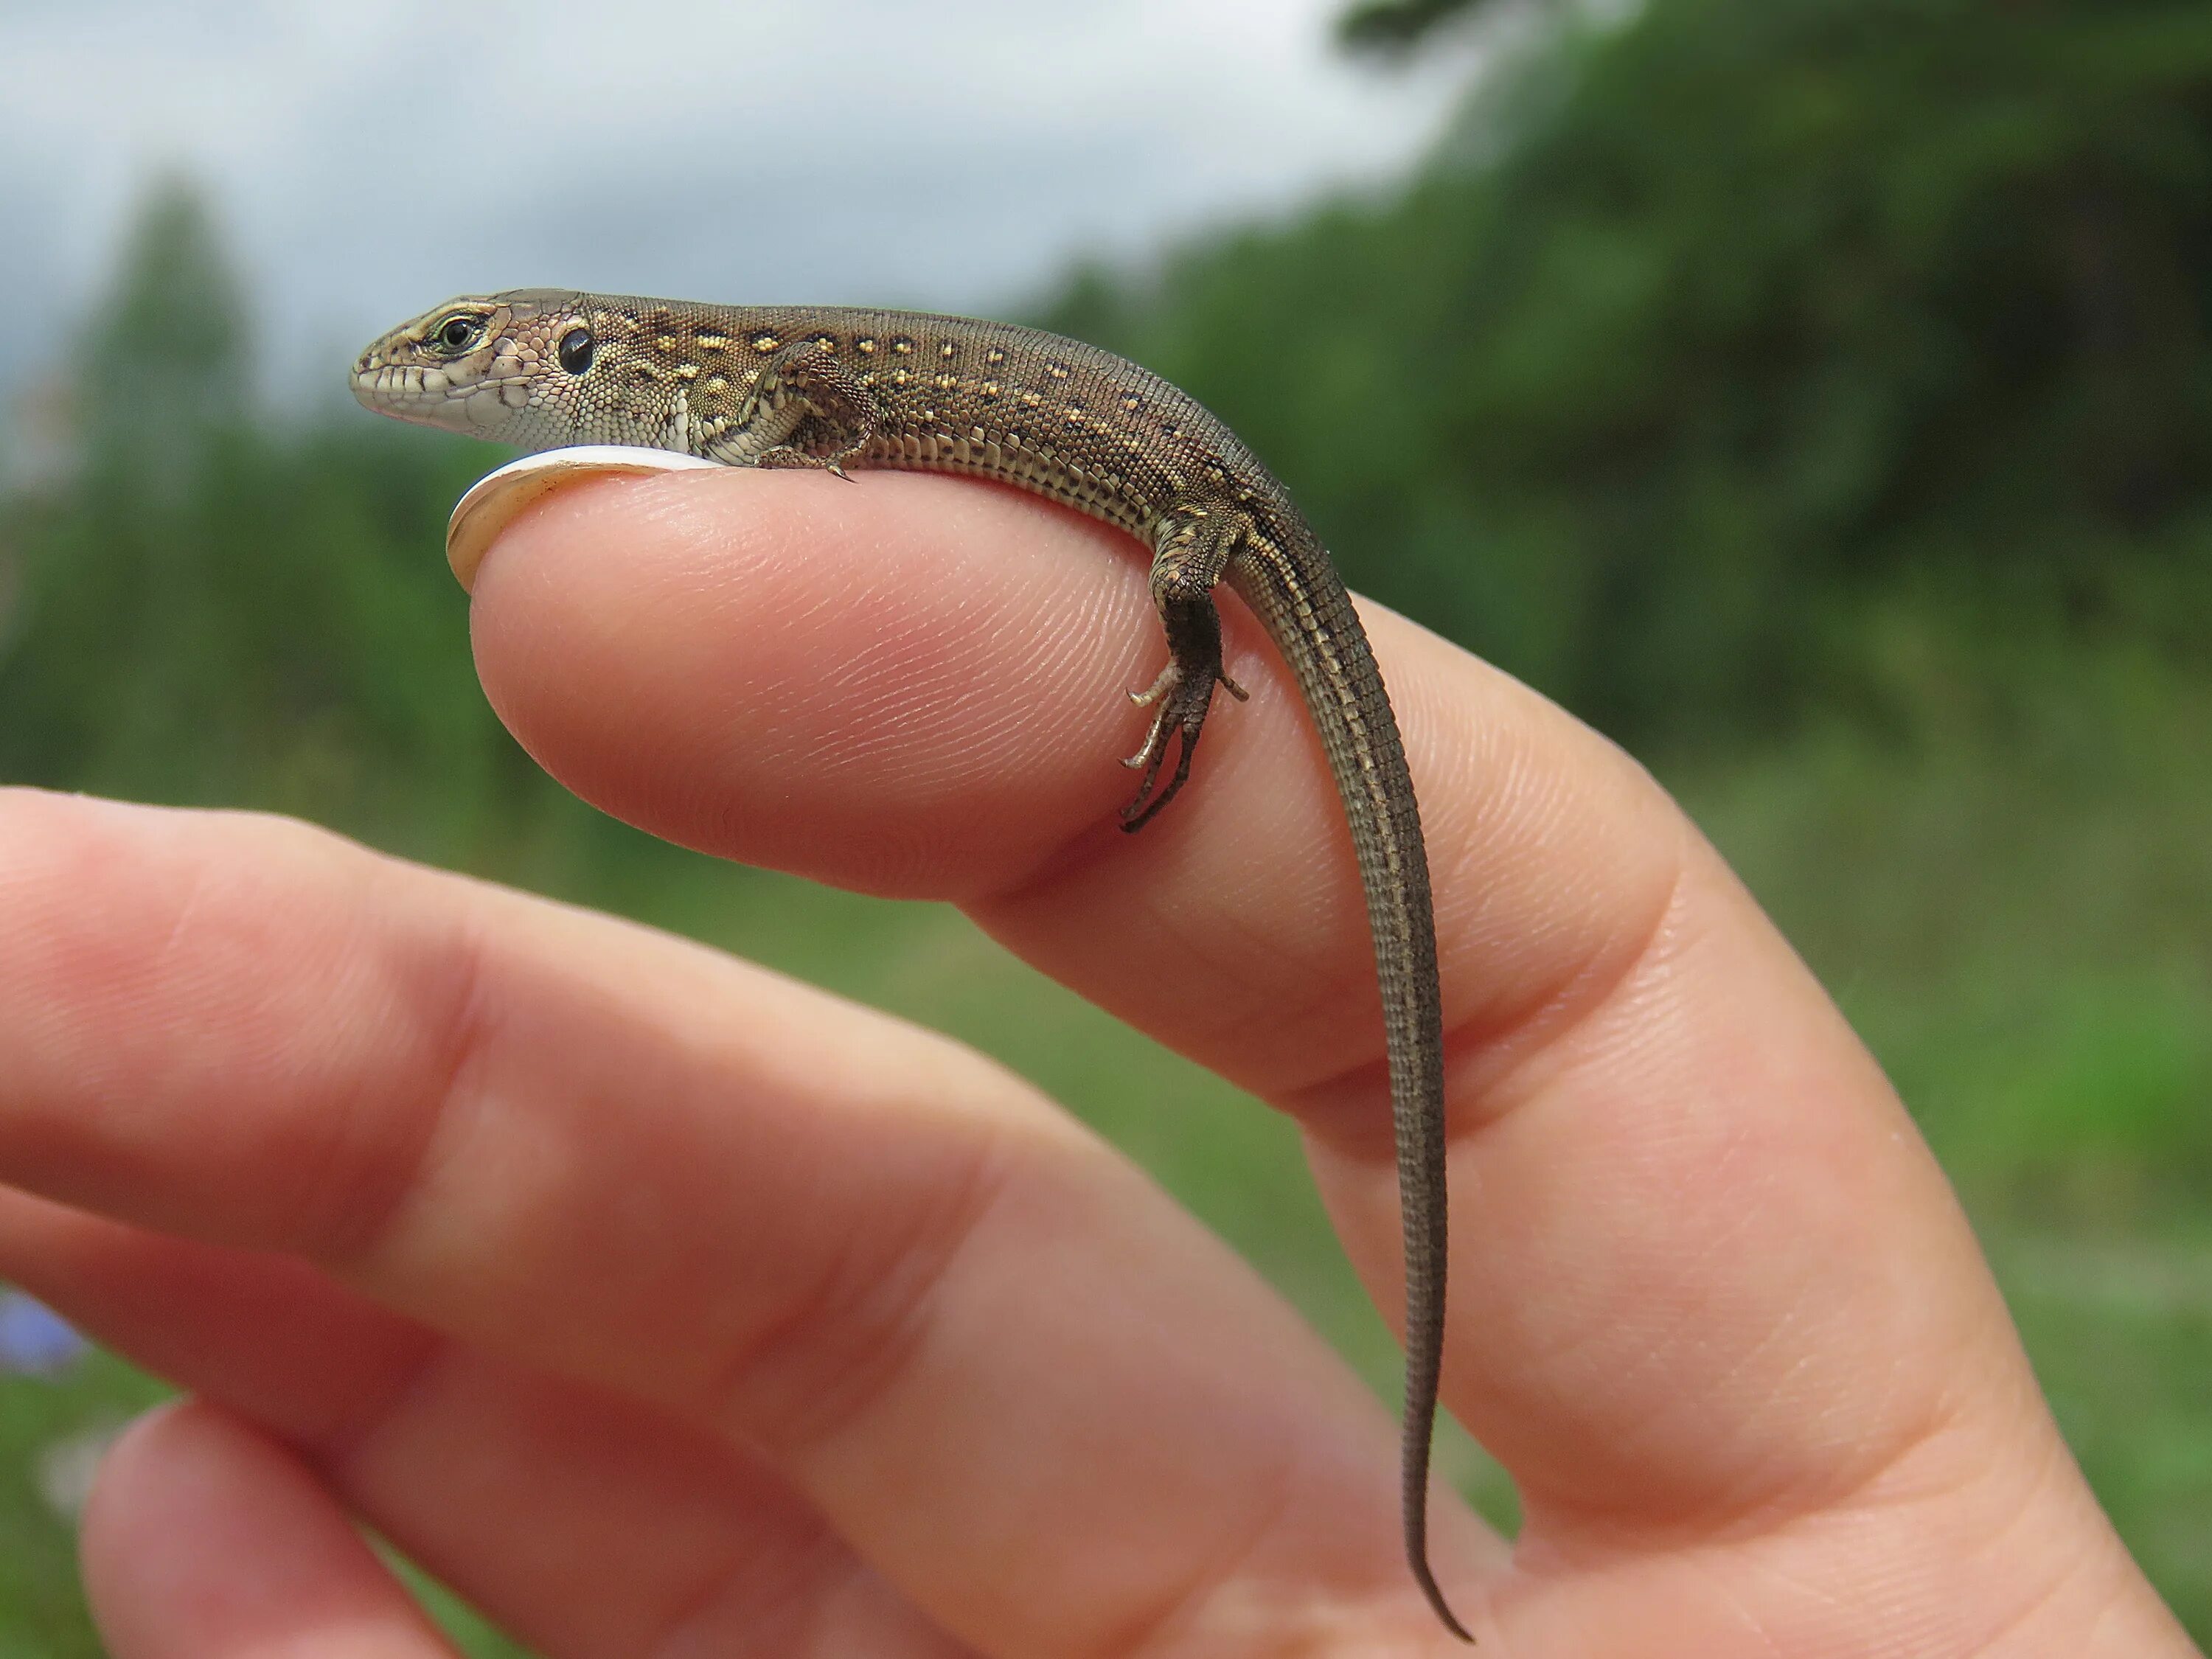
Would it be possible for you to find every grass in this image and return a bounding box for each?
[1,654,2206,1648]
[1663,651,2212,1638]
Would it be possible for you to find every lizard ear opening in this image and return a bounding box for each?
[558,327,595,375]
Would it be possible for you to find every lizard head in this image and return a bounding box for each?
[351,290,616,449]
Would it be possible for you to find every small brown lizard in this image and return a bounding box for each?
[353,291,1468,1640]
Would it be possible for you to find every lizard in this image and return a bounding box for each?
[352,291,1469,1641]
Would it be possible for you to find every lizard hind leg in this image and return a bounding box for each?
[1119,509,1251,833]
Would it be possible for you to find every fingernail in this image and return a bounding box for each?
[446,445,723,590]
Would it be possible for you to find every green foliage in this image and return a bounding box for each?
[1058,0,2212,747]
[1677,653,2212,1219]
[0,181,579,865]
[79,178,246,492]
[1337,0,1520,55]
[0,1354,164,1658]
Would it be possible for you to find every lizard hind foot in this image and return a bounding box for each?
[1119,718,1196,832]
[1118,659,1242,832]
[1121,510,1251,833]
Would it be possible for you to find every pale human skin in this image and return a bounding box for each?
[0,462,2195,1657]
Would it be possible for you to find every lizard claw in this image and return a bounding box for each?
[1127,661,1179,710]
[1119,661,1220,831]
[1130,661,1242,709]
[1122,698,1174,773]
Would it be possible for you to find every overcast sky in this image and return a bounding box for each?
[0,0,1478,410]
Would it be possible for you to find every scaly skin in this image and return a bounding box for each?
[352,290,1466,1640]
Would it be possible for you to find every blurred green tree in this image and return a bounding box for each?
[1059,0,2212,745]
[79,176,246,509]
[1338,0,1537,55]
[0,179,530,856]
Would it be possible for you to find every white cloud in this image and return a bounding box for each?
[0,0,1477,405]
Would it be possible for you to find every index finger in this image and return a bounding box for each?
[470,462,2052,1545]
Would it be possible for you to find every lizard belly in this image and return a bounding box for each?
[858,425,1157,540]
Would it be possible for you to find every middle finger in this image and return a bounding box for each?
[0,789,1493,1652]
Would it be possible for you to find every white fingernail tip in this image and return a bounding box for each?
[445,445,723,589]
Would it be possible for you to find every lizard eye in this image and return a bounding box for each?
[434,315,482,352]
[558,327,594,375]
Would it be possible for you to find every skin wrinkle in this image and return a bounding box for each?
[1505,1262,1950,1543]
[338,897,698,1382]
[970,772,1349,1121]
[1086,1437,1310,1659]
[969,800,1316,1053]
[1983,1424,2159,1653]
[1530,1373,1963,1562]
[1164,647,1682,1144]
[1688,1320,1834,1512]
[0,1194,447,1448]
[1661,1548,1796,1659]
[144,846,213,978]
[1731,1527,1883,1647]
[1287,812,1694,1166]
[709,1107,1023,1460]
[1939,1441,2091,1658]
[1524,1397,2037,1640]
[313,1328,465,1484]
[310,861,501,1270]
[641,1506,851,1659]
[267,1295,886,1659]
[1517,1321,1736,1525]
[3,810,393,1255]
[161,815,459,1268]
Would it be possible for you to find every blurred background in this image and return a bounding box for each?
[2,0,2208,1647]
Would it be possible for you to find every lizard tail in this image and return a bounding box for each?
[1226,522,1471,1642]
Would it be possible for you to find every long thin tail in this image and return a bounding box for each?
[1228,524,1470,1641]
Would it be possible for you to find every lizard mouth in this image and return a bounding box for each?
[349,358,456,411]
[349,358,538,433]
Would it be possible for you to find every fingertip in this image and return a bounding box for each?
[85,1401,459,1658]
[463,463,1159,895]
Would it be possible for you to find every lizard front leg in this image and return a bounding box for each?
[754,342,883,478]
[1121,507,1251,832]
[705,341,885,476]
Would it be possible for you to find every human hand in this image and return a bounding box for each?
[0,461,2193,1655]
